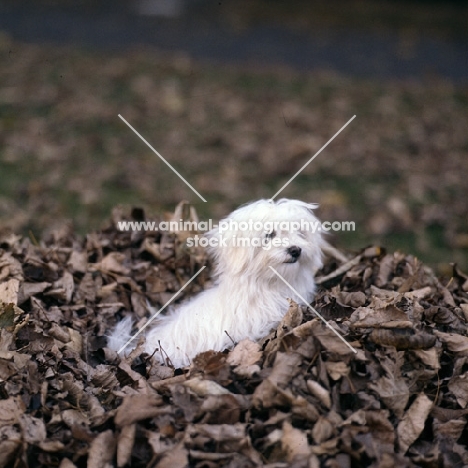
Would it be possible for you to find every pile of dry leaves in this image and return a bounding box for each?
[0,204,468,468]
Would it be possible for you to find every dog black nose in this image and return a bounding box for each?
[287,246,302,259]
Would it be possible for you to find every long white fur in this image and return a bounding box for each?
[108,198,323,367]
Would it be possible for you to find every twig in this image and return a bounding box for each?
[315,253,362,284]
[224,330,235,346]
[322,241,349,263]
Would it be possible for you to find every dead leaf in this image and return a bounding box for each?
[19,414,46,445]
[95,252,130,275]
[0,426,21,467]
[350,305,412,329]
[370,329,436,349]
[46,270,74,303]
[0,278,19,304]
[114,394,165,426]
[369,374,409,418]
[335,290,366,308]
[306,380,331,409]
[117,424,136,468]
[227,338,262,367]
[282,420,310,461]
[277,299,303,336]
[183,376,232,396]
[448,372,468,408]
[324,361,349,381]
[155,445,189,468]
[87,429,116,468]
[0,397,24,427]
[311,416,335,444]
[434,330,468,355]
[397,393,433,453]
[67,250,88,273]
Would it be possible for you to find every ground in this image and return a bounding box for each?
[0,206,467,467]
[0,36,467,271]
[0,13,468,465]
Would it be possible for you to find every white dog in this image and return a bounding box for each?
[108,198,324,367]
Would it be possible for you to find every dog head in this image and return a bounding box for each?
[206,198,323,283]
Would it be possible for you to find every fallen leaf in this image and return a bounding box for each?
[282,420,310,461]
[0,278,19,304]
[87,429,116,468]
[114,394,165,426]
[117,424,136,468]
[448,372,468,408]
[397,393,433,453]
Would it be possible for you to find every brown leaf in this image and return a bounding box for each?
[183,376,232,396]
[434,330,468,355]
[282,421,311,461]
[0,426,21,467]
[306,380,331,409]
[95,252,130,275]
[309,320,356,356]
[114,394,165,426]
[19,414,46,445]
[117,424,136,468]
[324,361,350,381]
[397,393,433,453]
[227,338,262,367]
[64,327,83,354]
[155,445,189,468]
[311,416,335,444]
[37,440,66,453]
[47,323,71,343]
[370,329,436,350]
[350,305,412,329]
[58,458,77,468]
[375,254,395,287]
[433,418,466,442]
[200,394,243,424]
[67,250,88,273]
[0,279,19,304]
[45,270,74,303]
[227,338,262,377]
[334,290,366,308]
[369,374,409,418]
[0,302,15,329]
[253,352,302,407]
[61,409,89,430]
[277,299,303,336]
[412,347,440,370]
[0,396,24,428]
[448,372,468,408]
[87,429,116,468]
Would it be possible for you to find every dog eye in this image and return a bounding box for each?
[265,230,276,239]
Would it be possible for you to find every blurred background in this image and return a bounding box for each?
[0,0,467,271]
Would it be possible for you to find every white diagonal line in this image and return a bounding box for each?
[117,266,206,354]
[269,266,357,354]
[118,114,207,202]
[270,115,356,200]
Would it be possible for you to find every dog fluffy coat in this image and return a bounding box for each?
[108,199,324,367]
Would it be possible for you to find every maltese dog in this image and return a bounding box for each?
[108,198,324,367]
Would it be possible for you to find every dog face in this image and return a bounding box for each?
[206,199,323,281]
